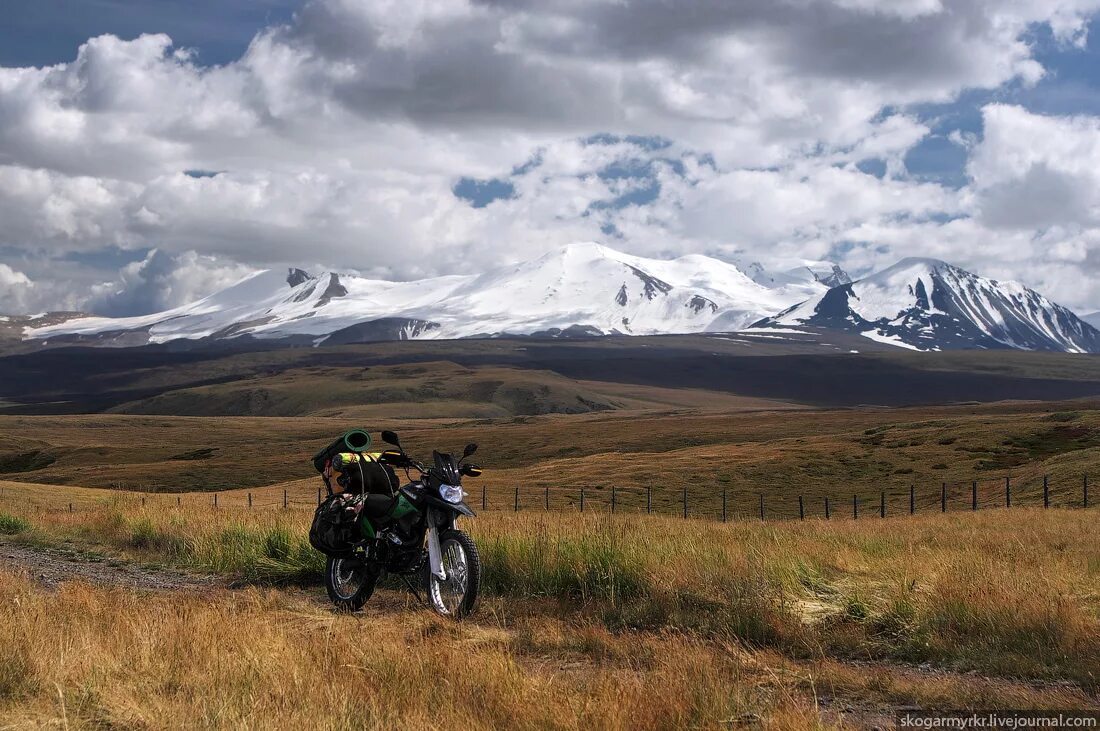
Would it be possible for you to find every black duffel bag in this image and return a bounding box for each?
[309,493,366,557]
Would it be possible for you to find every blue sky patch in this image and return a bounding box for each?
[0,0,302,67]
[855,159,887,179]
[904,136,969,188]
[588,178,662,211]
[582,133,672,151]
[453,177,516,208]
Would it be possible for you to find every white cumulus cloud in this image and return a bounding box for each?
[0,0,1099,314]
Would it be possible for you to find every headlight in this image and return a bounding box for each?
[439,483,464,504]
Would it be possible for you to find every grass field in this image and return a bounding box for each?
[2,397,1099,519]
[0,491,1097,729]
[2,346,1099,727]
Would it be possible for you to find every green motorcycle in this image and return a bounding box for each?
[309,429,483,618]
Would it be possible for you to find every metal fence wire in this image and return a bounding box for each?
[470,474,1095,522]
[12,473,1095,523]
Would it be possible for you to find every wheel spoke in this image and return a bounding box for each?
[431,539,468,615]
[332,559,364,599]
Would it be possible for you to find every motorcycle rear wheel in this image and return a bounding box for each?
[427,529,481,618]
[326,556,378,611]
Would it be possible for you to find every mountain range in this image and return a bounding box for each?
[755,258,1100,353]
[12,243,1100,353]
[19,244,832,346]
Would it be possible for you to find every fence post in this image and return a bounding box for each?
[317,486,322,506]
[514,486,519,512]
[141,496,146,508]
[941,482,946,513]
[580,487,585,513]
[283,489,287,509]
[1085,474,1089,509]
[1006,476,1011,508]
[248,492,252,509]
[1043,475,1049,508]
[825,496,830,520]
[798,495,804,521]
[909,485,914,515]
[972,481,977,511]
[611,486,616,514]
[646,486,652,514]
[69,502,72,513]
[684,487,689,519]
[722,490,728,523]
[880,490,885,518]
[177,496,181,507]
[853,494,858,519]
[482,485,487,511]
[214,493,218,508]
[758,493,764,521]
[545,485,549,511]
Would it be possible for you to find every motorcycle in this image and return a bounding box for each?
[313,429,483,618]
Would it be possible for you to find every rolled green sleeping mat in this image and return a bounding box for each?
[312,429,373,472]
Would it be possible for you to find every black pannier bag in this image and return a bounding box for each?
[309,493,366,557]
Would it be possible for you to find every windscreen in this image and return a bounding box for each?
[433,450,462,485]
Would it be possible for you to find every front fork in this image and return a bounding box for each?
[425,510,447,581]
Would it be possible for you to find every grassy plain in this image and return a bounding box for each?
[0,496,1097,728]
[2,397,1100,519]
[1,346,1100,727]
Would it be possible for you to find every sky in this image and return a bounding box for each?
[3,0,1100,317]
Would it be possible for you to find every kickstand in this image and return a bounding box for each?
[399,574,425,604]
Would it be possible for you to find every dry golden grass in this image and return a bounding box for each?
[3,483,1099,687]
[1,482,1098,728]
[2,347,1099,726]
[0,571,840,730]
[3,399,1100,515]
[1,398,1099,727]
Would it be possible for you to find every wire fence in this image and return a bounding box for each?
[470,473,1095,522]
[4,473,1095,523]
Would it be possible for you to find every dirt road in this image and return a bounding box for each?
[0,540,222,593]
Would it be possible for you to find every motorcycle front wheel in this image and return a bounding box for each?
[427,529,481,618]
[326,556,378,612]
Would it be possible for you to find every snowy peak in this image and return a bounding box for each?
[24,244,810,345]
[288,272,349,308]
[434,242,791,336]
[811,263,854,288]
[760,258,1100,353]
[286,268,313,288]
[740,259,851,289]
[27,245,1089,353]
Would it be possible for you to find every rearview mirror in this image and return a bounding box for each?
[381,430,401,448]
[462,442,478,458]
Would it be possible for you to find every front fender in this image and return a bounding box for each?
[422,494,477,518]
[451,501,476,518]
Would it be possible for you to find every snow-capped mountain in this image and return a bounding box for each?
[740,260,852,289]
[24,243,827,346]
[755,258,1100,353]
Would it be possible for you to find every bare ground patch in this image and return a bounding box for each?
[0,539,222,593]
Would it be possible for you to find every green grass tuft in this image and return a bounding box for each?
[188,522,324,583]
[478,517,648,602]
[0,513,30,535]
